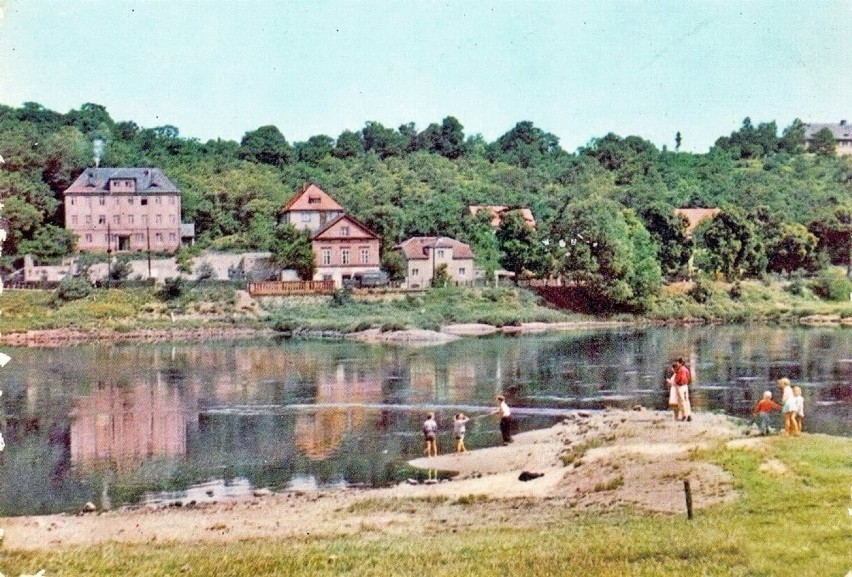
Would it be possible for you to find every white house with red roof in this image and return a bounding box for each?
[311,214,382,287]
[395,236,475,288]
[279,183,345,233]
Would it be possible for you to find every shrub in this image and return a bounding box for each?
[729,280,743,300]
[330,288,353,307]
[56,277,94,302]
[688,278,713,303]
[784,273,805,296]
[810,270,852,301]
[159,277,184,300]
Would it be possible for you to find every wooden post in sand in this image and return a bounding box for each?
[683,480,693,520]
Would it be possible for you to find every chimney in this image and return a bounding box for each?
[841,120,847,126]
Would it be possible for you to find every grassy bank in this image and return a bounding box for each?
[1,275,851,337]
[1,434,847,576]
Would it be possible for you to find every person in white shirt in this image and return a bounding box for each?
[496,395,513,445]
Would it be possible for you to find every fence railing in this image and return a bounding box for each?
[248,280,335,296]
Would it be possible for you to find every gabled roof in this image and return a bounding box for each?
[803,121,852,141]
[64,167,180,194]
[469,205,536,229]
[281,183,344,213]
[395,236,475,261]
[674,207,720,235]
[311,214,380,241]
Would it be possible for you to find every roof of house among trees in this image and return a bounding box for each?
[65,167,179,194]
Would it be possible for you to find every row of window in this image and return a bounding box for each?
[69,196,176,206]
[320,247,371,265]
[81,232,177,244]
[70,214,176,225]
[410,267,466,277]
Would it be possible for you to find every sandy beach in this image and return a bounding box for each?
[0,408,754,551]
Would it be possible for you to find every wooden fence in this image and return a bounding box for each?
[248,280,335,296]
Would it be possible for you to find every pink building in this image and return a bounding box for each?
[312,214,382,287]
[279,183,345,233]
[395,236,475,288]
[64,167,185,253]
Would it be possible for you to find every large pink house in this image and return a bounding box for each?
[64,167,186,253]
[280,184,381,287]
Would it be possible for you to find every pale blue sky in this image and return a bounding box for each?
[0,0,849,153]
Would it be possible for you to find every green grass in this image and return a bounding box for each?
[1,435,848,576]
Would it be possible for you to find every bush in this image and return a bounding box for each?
[330,288,353,307]
[810,270,852,301]
[159,277,185,300]
[688,278,713,304]
[729,280,743,300]
[56,277,94,302]
[784,273,805,296]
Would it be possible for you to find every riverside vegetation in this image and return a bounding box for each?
[1,269,851,339]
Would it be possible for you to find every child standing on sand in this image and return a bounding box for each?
[778,378,799,436]
[753,391,782,435]
[453,413,470,454]
[793,386,804,433]
[423,412,438,457]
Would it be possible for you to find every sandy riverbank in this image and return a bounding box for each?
[0,409,759,552]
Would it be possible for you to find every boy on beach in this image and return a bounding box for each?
[453,413,470,454]
[423,412,438,457]
[753,390,782,435]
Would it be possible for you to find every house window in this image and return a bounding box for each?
[142,215,148,225]
[169,215,176,224]
[98,215,106,224]
[99,197,106,205]
[85,234,92,243]
[300,212,311,222]
[341,248,350,265]
[169,233,176,241]
[127,215,134,224]
[128,197,134,205]
[459,267,466,276]
[114,197,120,206]
[155,233,163,242]
[113,215,120,224]
[340,226,350,237]
[70,198,75,205]
[86,197,92,206]
[135,233,144,242]
[85,215,92,224]
[412,268,420,277]
[155,197,162,205]
[360,248,369,264]
[155,215,162,225]
[308,196,321,205]
[169,196,176,205]
[321,249,331,265]
[437,249,445,259]
[104,234,109,243]
[141,198,148,206]
[71,215,78,225]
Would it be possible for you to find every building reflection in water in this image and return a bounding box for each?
[69,375,197,470]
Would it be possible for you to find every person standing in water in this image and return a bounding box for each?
[496,395,513,445]
[673,357,692,422]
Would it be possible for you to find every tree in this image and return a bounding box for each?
[490,121,562,168]
[496,210,549,281]
[239,125,293,166]
[675,131,682,151]
[362,121,406,159]
[699,208,767,280]
[765,222,820,275]
[809,127,836,157]
[415,116,466,159]
[461,209,501,279]
[18,225,76,263]
[639,203,693,279]
[549,198,661,312]
[334,129,364,159]
[381,249,406,283]
[269,224,315,280]
[296,135,334,164]
[778,118,806,155]
[809,206,851,277]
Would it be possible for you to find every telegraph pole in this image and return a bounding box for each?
[147,225,152,280]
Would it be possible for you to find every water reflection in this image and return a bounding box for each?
[0,326,848,516]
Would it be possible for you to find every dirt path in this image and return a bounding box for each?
[0,409,753,551]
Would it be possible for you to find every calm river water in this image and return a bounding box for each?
[0,326,849,516]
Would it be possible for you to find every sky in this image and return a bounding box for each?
[0,0,849,153]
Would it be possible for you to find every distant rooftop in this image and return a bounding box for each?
[65,167,180,194]
[803,120,852,141]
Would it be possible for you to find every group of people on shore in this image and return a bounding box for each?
[422,395,513,457]
[752,377,804,436]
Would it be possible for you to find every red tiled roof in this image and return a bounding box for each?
[469,205,536,229]
[674,208,721,235]
[281,183,343,212]
[312,214,379,241]
[395,237,475,261]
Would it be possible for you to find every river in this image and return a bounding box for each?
[0,325,849,516]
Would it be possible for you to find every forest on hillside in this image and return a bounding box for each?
[1,101,850,311]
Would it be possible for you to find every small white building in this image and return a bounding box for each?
[395,236,475,289]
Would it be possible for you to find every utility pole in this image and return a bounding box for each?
[106,223,112,287]
[147,225,152,280]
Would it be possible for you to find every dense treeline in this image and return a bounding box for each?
[1,102,850,311]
